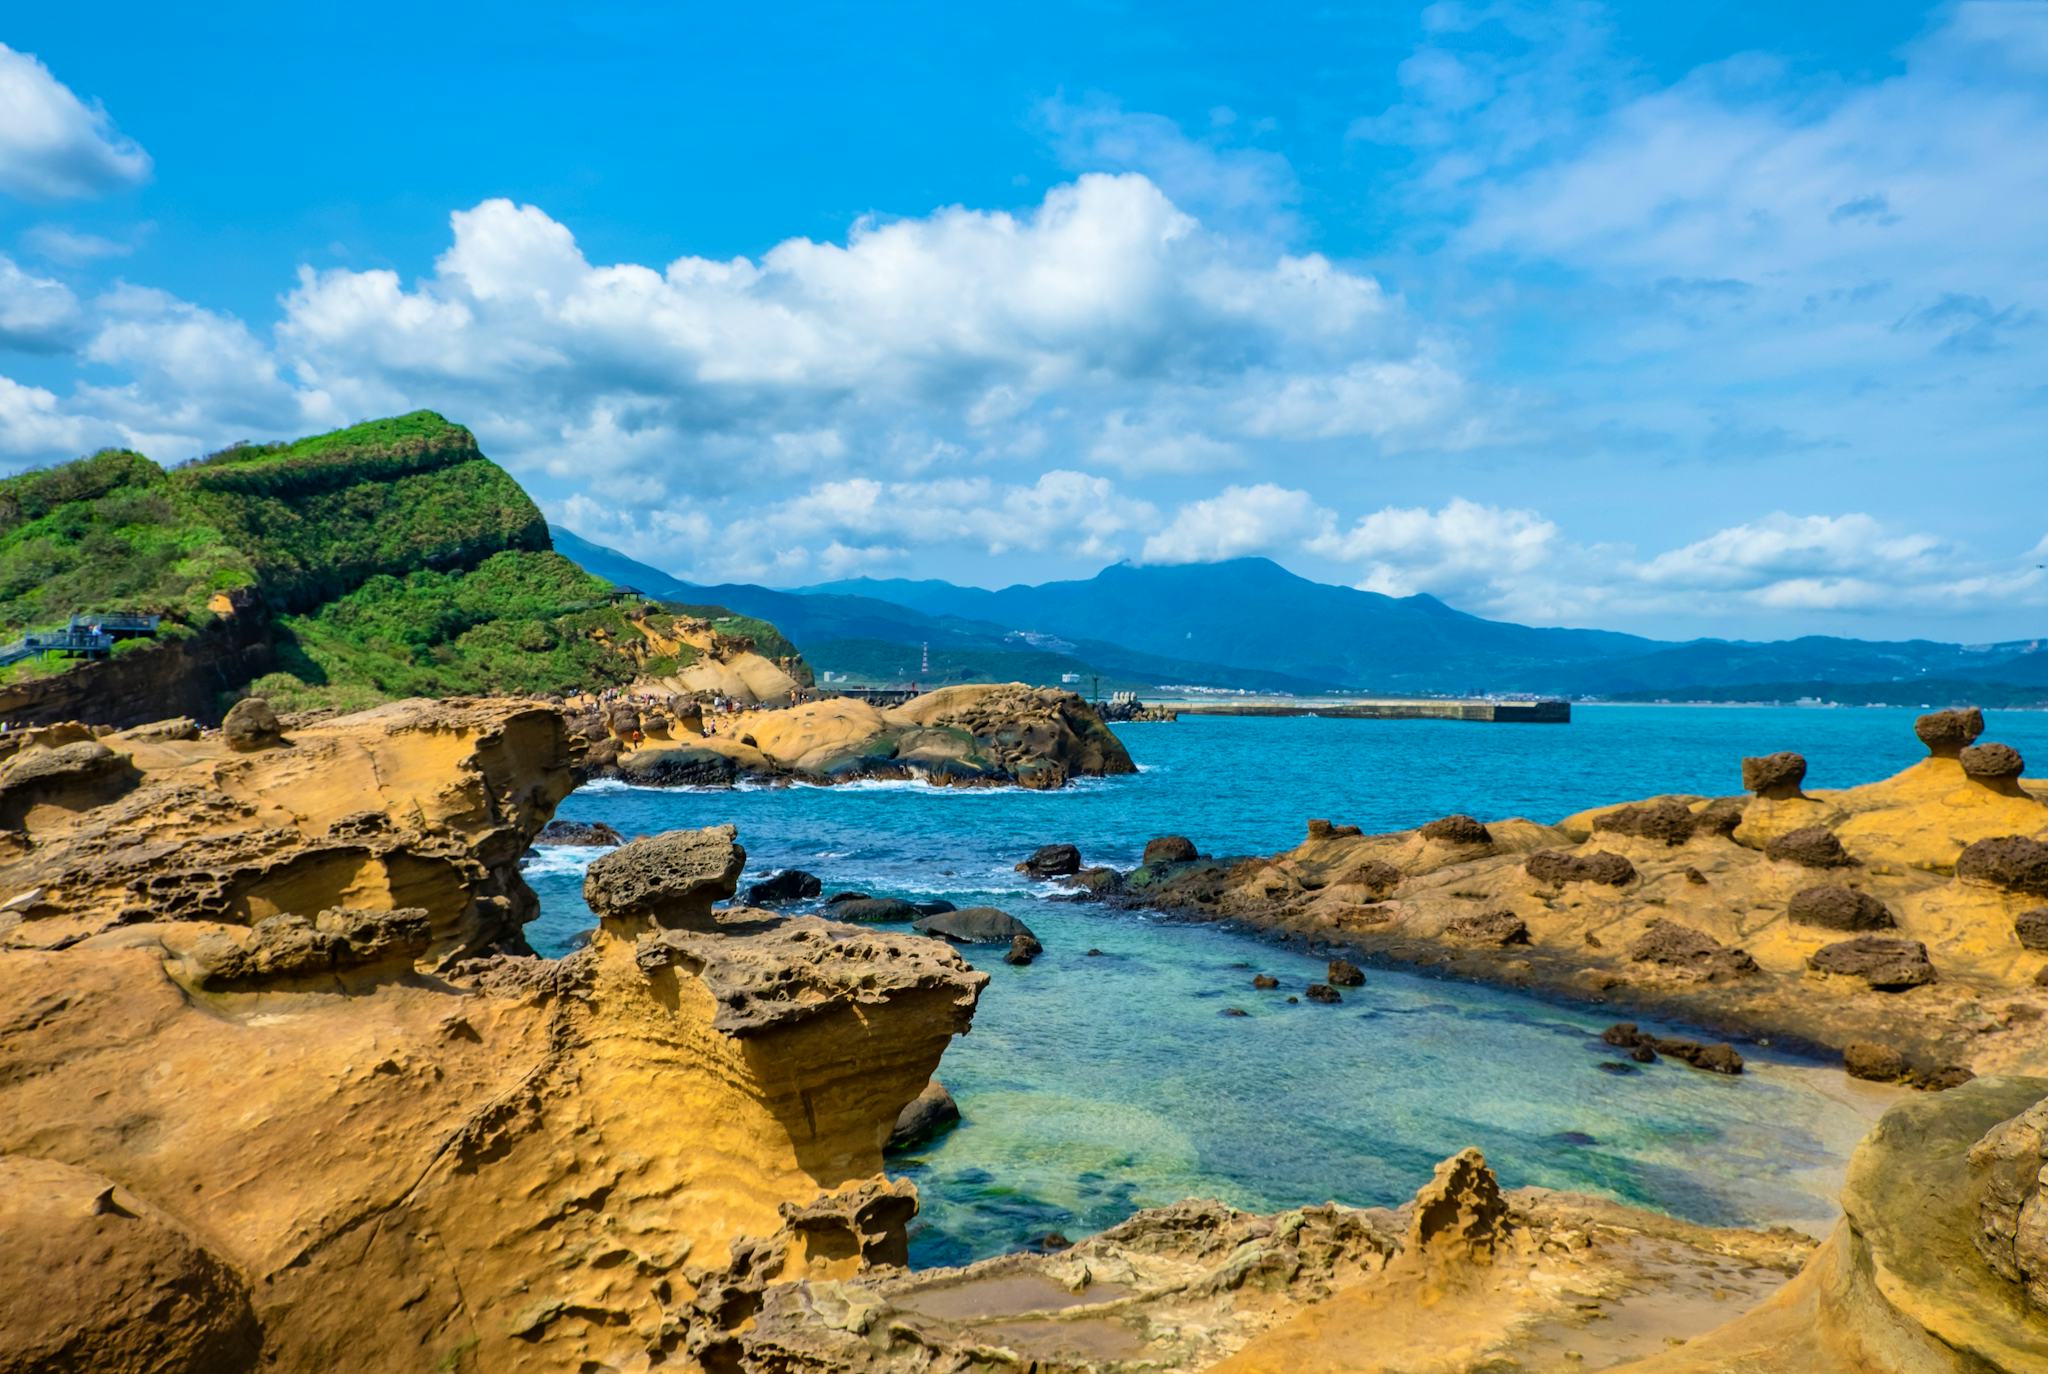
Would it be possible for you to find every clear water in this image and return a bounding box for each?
[523,705,2048,1265]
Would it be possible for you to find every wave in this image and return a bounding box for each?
[519,846,610,879]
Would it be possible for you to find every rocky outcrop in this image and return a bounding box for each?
[1527,849,1637,886]
[0,707,988,1373]
[1017,843,1083,878]
[1628,919,1760,982]
[535,818,624,846]
[1594,797,1698,845]
[1419,813,1492,845]
[220,695,286,751]
[1916,706,1985,757]
[592,683,1135,792]
[1959,835,2048,897]
[1807,936,1937,990]
[1742,751,1807,798]
[1765,824,1853,867]
[1143,834,1199,866]
[1969,1095,2048,1315]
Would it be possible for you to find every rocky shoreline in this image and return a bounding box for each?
[1035,708,2048,1091]
[2,696,2044,1370]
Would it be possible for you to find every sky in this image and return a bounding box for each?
[0,1,2044,643]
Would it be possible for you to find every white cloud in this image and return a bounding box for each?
[21,224,138,264]
[1141,484,1329,564]
[1636,512,1940,592]
[1312,497,1558,598]
[0,253,81,351]
[0,45,151,200]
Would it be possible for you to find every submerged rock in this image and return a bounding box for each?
[1252,973,1280,989]
[1601,1023,1744,1074]
[1305,982,1343,1004]
[1002,933,1042,965]
[912,906,1037,945]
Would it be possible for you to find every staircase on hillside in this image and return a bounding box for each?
[0,612,161,668]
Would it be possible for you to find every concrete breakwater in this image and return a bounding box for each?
[1179,697,1571,724]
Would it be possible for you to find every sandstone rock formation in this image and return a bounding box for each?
[590,683,1135,791]
[1742,750,1807,798]
[1916,706,1985,756]
[0,703,987,1372]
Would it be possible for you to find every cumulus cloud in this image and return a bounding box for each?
[1141,484,1329,564]
[0,45,151,200]
[1312,497,1558,599]
[0,254,81,351]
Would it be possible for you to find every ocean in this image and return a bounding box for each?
[522,704,2048,1265]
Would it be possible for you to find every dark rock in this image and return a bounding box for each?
[221,697,286,752]
[825,891,870,904]
[615,744,740,787]
[825,896,922,923]
[1914,707,1983,757]
[1028,1231,1073,1252]
[1596,1061,1637,1075]
[1304,983,1343,1004]
[1002,933,1043,965]
[1685,867,1709,885]
[1327,958,1366,987]
[912,900,957,916]
[1062,866,1125,895]
[1765,826,1853,868]
[888,1080,960,1149]
[913,906,1037,945]
[1286,995,1299,1004]
[1016,843,1082,879]
[744,868,822,904]
[1549,1131,1599,1147]
[1807,936,1936,990]
[1221,1007,1249,1018]
[1419,814,1493,846]
[1356,859,1403,894]
[1627,919,1760,981]
[1526,850,1636,886]
[1961,742,2026,780]
[1788,885,1896,931]
[1593,797,1697,845]
[1601,1023,1742,1073]
[1086,948,1105,957]
[2038,966,2048,989]
[1695,796,1747,835]
[1843,1042,1907,1081]
[1306,818,1362,840]
[536,819,625,847]
[1957,836,2048,896]
[1443,910,1529,946]
[1741,752,1807,798]
[1917,1064,1976,1091]
[1252,973,1280,989]
[584,825,744,930]
[2016,908,2048,952]
[1142,835,1199,866]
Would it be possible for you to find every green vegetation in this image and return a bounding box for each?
[251,551,695,712]
[0,410,803,715]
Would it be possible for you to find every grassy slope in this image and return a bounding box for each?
[0,412,793,711]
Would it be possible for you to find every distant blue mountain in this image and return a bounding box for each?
[555,529,2048,699]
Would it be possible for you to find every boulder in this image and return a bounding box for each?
[1593,797,1697,845]
[888,1080,960,1150]
[1627,919,1760,982]
[1764,825,1853,868]
[1958,836,2048,897]
[1419,814,1492,846]
[1525,849,1636,886]
[1016,843,1082,879]
[221,696,287,752]
[1252,973,1280,989]
[1062,866,1125,896]
[583,825,745,931]
[1142,835,1199,866]
[535,819,625,847]
[1003,933,1043,966]
[912,899,957,916]
[1443,910,1529,946]
[1914,707,1984,757]
[1788,884,1896,931]
[912,906,1037,945]
[744,868,823,905]
[1741,751,1807,798]
[1843,1042,1908,1082]
[826,896,922,923]
[1304,983,1343,1004]
[1961,742,2026,780]
[2016,908,2048,952]
[1806,936,1937,990]
[1600,1023,1743,1074]
[1327,958,1366,987]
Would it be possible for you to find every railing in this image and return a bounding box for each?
[0,609,158,668]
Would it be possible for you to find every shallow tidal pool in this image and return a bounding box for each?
[523,706,2046,1264]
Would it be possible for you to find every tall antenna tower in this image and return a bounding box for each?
[921,641,929,674]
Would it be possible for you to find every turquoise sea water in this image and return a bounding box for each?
[523,705,2048,1266]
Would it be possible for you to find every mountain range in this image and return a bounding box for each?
[552,527,2048,703]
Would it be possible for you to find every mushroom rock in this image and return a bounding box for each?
[221,696,288,752]
[1525,849,1636,887]
[1807,935,1937,990]
[1418,813,1493,846]
[1788,884,1897,932]
[1962,742,2027,782]
[1142,835,1199,866]
[1958,836,2048,898]
[1627,919,1761,982]
[1742,751,1808,799]
[1765,825,1855,868]
[1592,797,1698,845]
[582,824,745,934]
[1915,707,1985,758]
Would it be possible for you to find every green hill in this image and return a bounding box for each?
[0,413,783,720]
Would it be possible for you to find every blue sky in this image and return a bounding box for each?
[1,1,2044,641]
